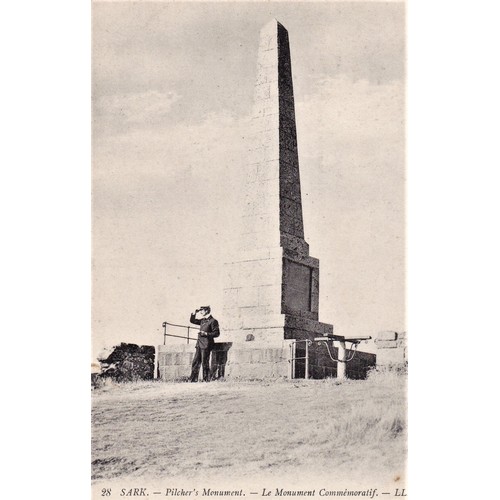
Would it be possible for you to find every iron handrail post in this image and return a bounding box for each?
[338,339,346,379]
[288,339,312,380]
[305,339,309,380]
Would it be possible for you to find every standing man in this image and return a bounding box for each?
[189,306,220,382]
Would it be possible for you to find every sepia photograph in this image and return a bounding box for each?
[92,1,406,497]
[6,1,500,499]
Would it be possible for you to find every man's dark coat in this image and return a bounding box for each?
[189,314,220,348]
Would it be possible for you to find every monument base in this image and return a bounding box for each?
[222,314,333,343]
[157,314,377,381]
[157,342,290,381]
[157,343,232,381]
[157,338,376,381]
[224,344,290,379]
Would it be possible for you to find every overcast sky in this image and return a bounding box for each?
[92,1,405,358]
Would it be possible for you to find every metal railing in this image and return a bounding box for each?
[288,335,372,379]
[288,339,312,379]
[162,321,200,345]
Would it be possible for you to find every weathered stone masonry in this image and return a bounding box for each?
[220,20,334,378]
[157,20,377,380]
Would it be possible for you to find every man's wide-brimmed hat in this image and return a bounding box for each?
[200,305,211,313]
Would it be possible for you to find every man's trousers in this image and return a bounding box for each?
[190,346,212,382]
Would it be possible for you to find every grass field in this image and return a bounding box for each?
[92,371,406,492]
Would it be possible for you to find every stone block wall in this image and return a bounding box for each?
[157,342,291,381]
[157,344,194,381]
[157,343,234,381]
[375,331,407,368]
[157,340,376,381]
[158,342,291,381]
[223,247,285,345]
[225,344,290,379]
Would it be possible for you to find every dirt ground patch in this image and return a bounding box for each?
[92,373,406,488]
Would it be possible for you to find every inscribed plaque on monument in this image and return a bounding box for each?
[92,0,406,498]
[283,260,312,312]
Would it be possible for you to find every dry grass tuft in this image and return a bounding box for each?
[92,372,407,484]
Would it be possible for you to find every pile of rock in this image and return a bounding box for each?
[97,343,155,382]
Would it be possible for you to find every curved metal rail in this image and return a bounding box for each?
[288,335,372,379]
[162,321,200,345]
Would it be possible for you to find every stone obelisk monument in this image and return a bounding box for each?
[223,20,333,376]
[156,21,376,381]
